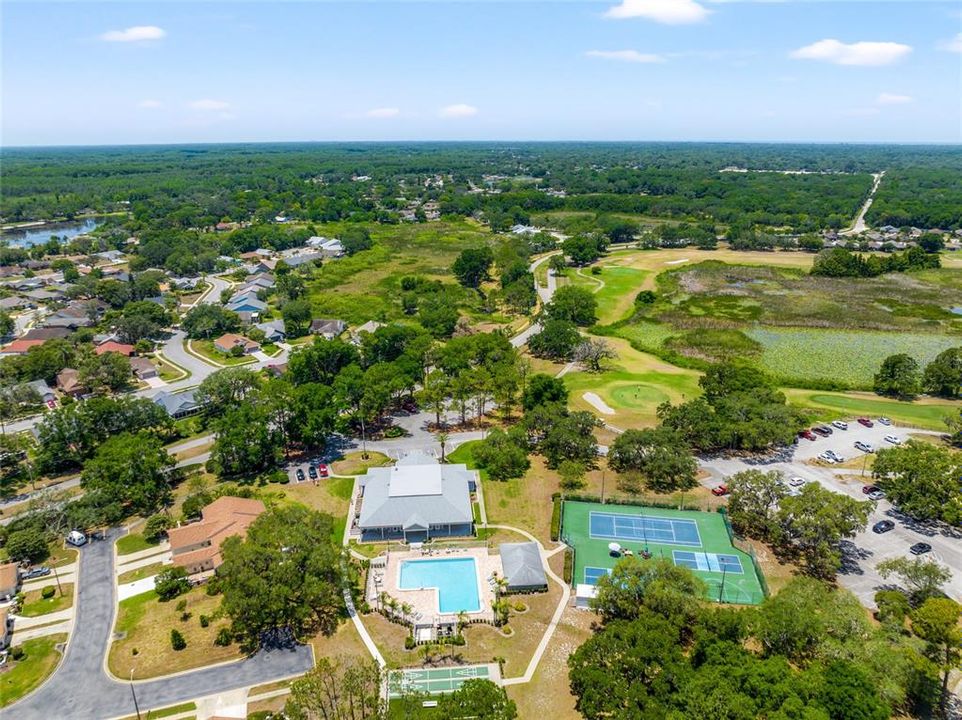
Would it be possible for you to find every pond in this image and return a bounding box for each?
[1,218,101,248]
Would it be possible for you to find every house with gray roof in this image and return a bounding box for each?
[226,293,267,315]
[309,318,346,339]
[152,389,202,418]
[356,451,475,542]
[499,542,547,592]
[255,319,286,342]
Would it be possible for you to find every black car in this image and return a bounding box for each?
[308,465,318,480]
[909,542,932,555]
[872,520,895,534]
[295,468,306,482]
[812,426,833,437]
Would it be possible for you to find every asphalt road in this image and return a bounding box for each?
[8,528,313,720]
[700,421,962,607]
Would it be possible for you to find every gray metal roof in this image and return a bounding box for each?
[152,389,200,416]
[499,542,547,589]
[358,461,474,531]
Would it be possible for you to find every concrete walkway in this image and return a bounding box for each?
[9,619,71,642]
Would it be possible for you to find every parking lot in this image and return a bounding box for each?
[285,458,330,484]
[700,419,962,607]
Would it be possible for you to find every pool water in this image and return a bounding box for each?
[398,558,481,613]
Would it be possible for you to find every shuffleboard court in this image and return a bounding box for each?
[562,500,766,605]
[387,665,491,698]
[590,511,701,546]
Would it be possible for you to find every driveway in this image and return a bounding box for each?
[700,423,962,607]
[8,528,313,720]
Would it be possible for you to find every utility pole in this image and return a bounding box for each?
[129,669,142,720]
[600,472,605,504]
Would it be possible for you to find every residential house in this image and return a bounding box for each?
[56,368,85,397]
[94,341,134,356]
[251,258,278,275]
[22,327,72,342]
[356,451,475,542]
[130,356,158,380]
[309,318,346,339]
[351,320,383,345]
[282,251,324,269]
[499,542,548,592]
[255,319,286,343]
[95,250,126,264]
[25,379,56,404]
[22,288,63,303]
[510,224,539,236]
[244,272,275,287]
[0,339,45,356]
[0,561,21,601]
[168,496,266,579]
[169,276,201,291]
[226,294,267,316]
[0,607,10,649]
[306,236,344,257]
[213,333,260,355]
[215,221,237,232]
[153,389,202,418]
[0,296,30,312]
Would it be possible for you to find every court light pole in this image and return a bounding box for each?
[719,566,727,603]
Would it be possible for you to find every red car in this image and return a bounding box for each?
[318,463,329,478]
[862,484,879,494]
[857,417,874,428]
[798,429,817,441]
[711,484,729,496]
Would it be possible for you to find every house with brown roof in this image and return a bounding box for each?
[167,496,266,579]
[0,607,11,649]
[130,356,158,380]
[56,368,85,397]
[213,333,260,355]
[0,561,20,601]
[94,341,135,356]
[0,339,45,356]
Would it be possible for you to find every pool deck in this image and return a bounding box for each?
[368,547,501,627]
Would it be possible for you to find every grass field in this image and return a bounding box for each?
[20,583,74,617]
[561,500,765,605]
[0,633,67,708]
[115,533,159,556]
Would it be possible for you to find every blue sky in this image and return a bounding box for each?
[2,1,960,146]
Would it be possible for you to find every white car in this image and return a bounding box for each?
[831,420,849,430]
[884,435,902,445]
[877,417,891,426]
[854,441,874,453]
[818,452,839,464]
[788,477,806,487]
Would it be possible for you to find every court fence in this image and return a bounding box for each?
[717,508,770,600]
[554,493,712,513]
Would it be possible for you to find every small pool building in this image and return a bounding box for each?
[499,542,548,592]
[356,451,476,542]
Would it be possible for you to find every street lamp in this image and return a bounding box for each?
[129,668,142,720]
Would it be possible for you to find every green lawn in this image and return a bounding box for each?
[116,533,159,556]
[118,562,165,585]
[788,390,958,430]
[0,634,67,707]
[20,583,74,617]
[569,265,651,325]
[187,340,255,366]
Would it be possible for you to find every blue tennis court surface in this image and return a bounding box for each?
[589,511,702,546]
[584,566,612,585]
[673,550,743,574]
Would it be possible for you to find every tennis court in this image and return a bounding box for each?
[562,500,766,605]
[387,665,492,698]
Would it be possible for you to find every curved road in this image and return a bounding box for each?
[8,529,313,720]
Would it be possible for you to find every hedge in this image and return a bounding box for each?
[550,498,562,542]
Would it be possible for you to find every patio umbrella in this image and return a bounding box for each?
[608,542,622,554]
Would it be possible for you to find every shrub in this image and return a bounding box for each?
[550,498,562,541]
[170,628,186,651]
[180,612,192,622]
[41,586,56,600]
[404,635,416,650]
[143,514,171,544]
[175,598,188,612]
[10,645,25,661]
[635,290,656,305]
[563,548,573,584]
[132,647,139,656]
[199,614,209,628]
[214,627,233,646]
[513,601,527,612]
[875,590,910,624]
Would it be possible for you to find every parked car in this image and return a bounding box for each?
[813,426,833,437]
[877,417,892,426]
[826,450,843,461]
[66,530,87,547]
[867,490,885,501]
[909,542,932,555]
[788,476,806,487]
[295,468,305,482]
[831,420,849,431]
[884,435,901,445]
[818,452,839,464]
[872,520,895,534]
[711,484,729,496]
[22,566,51,580]
[308,465,318,480]
[798,429,817,441]
[857,417,874,428]
[862,484,880,494]
[318,463,329,478]
[854,441,875,453]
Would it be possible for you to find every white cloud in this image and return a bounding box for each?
[188,99,231,112]
[137,99,163,109]
[604,0,710,24]
[439,104,478,119]
[876,92,912,105]
[585,50,666,64]
[100,26,166,43]
[939,32,962,54]
[365,107,400,119]
[790,39,912,66]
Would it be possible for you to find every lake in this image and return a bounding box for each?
[1,218,101,248]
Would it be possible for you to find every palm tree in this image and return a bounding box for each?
[456,610,468,634]
[436,432,449,462]
[400,602,414,623]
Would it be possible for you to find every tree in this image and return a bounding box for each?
[211,403,282,477]
[415,371,450,428]
[195,367,261,418]
[293,383,338,450]
[285,656,385,720]
[877,556,952,606]
[215,506,346,648]
[548,254,567,275]
[143,513,171,543]
[78,350,131,393]
[917,232,945,253]
[874,353,921,399]
[473,430,529,481]
[521,373,567,411]
[558,459,586,491]
[537,410,599,469]
[452,247,494,289]
[572,338,616,372]
[281,298,313,337]
[818,659,891,720]
[170,628,186,651]
[181,303,240,339]
[528,318,580,360]
[0,311,14,336]
[80,432,177,515]
[544,285,597,326]
[562,234,605,266]
[4,528,49,564]
[774,484,873,578]
[607,427,698,492]
[288,338,359,386]
[437,679,518,720]
[591,557,705,624]
[154,566,190,601]
[341,226,373,256]
[911,598,962,715]
[922,347,962,398]
[872,441,962,524]
[726,469,787,539]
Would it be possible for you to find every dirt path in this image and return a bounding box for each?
[840,171,884,236]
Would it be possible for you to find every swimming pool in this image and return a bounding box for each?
[398,557,481,613]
